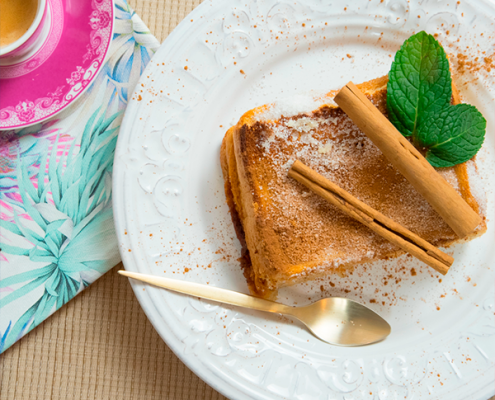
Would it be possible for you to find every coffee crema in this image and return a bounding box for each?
[0,0,39,47]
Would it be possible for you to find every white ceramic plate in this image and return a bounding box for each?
[113,1,495,398]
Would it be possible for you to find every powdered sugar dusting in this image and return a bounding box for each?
[466,159,487,218]
[258,94,335,122]
[286,117,324,133]
[239,88,486,275]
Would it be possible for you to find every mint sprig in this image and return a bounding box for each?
[387,31,486,167]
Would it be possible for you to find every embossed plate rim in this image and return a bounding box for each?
[113,2,251,398]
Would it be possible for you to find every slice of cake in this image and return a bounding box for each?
[220,76,487,298]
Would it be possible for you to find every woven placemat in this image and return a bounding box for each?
[0,1,226,398]
[0,264,227,400]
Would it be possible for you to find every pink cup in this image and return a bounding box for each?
[0,0,49,64]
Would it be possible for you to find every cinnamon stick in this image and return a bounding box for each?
[334,82,481,239]
[289,160,453,275]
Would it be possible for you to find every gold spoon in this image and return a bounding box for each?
[119,270,391,346]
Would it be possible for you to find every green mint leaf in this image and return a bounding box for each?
[387,31,452,138]
[419,104,486,168]
[387,31,486,167]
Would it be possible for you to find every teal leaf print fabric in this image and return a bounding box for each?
[0,0,159,353]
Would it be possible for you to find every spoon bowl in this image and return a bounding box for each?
[291,297,391,346]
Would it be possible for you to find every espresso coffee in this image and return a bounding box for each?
[0,0,39,47]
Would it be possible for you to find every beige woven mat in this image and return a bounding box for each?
[0,1,227,399]
[1,1,494,400]
[0,264,227,400]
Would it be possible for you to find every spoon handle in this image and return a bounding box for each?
[119,270,292,315]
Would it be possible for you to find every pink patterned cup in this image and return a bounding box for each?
[0,0,48,64]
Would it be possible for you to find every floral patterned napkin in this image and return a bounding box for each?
[0,0,159,353]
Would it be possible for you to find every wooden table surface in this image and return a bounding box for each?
[1,1,494,399]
